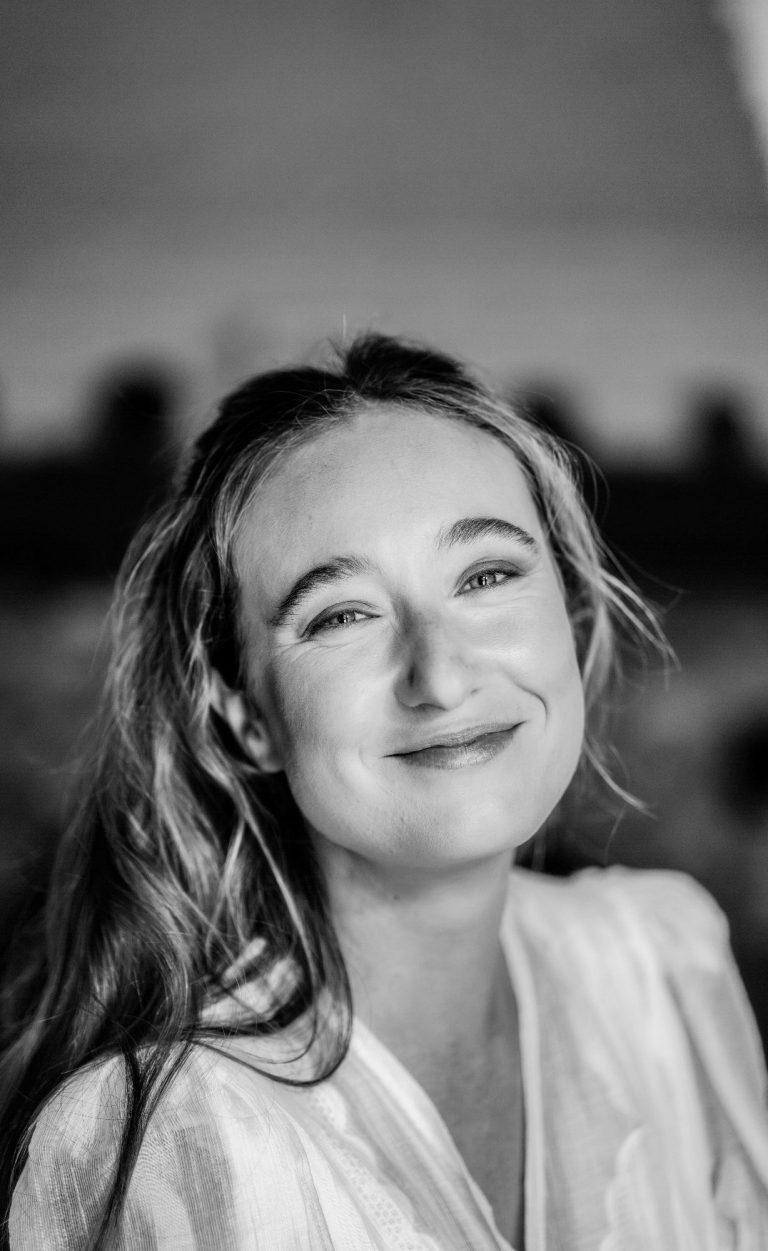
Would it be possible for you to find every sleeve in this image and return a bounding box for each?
[616,869,768,1238]
[9,1052,341,1250]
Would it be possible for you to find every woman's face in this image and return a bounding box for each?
[234,405,585,870]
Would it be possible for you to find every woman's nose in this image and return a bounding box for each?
[393,614,480,711]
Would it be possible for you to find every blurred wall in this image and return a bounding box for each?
[2,0,768,464]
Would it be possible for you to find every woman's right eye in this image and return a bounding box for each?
[306,608,369,637]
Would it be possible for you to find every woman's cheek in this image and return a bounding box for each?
[277,654,364,759]
[482,593,572,670]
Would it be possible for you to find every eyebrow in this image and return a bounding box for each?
[268,516,538,629]
[268,555,372,629]
[436,516,538,552]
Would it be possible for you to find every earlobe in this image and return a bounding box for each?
[209,670,284,773]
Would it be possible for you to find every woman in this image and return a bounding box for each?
[2,333,767,1249]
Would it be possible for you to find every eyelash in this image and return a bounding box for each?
[458,563,520,594]
[306,608,370,637]
[305,564,520,637]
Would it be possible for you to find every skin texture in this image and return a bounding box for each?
[229,404,587,1246]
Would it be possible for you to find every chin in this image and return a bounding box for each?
[380,796,546,870]
[304,767,571,873]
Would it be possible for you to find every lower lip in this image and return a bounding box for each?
[394,727,519,771]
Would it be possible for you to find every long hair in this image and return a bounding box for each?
[0,332,661,1245]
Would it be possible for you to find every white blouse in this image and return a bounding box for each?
[10,867,768,1250]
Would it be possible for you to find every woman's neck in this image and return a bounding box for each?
[319,846,515,1068]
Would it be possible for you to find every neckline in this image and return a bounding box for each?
[349,878,545,1251]
[500,881,545,1251]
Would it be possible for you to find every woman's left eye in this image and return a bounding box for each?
[306,608,370,637]
[459,567,516,594]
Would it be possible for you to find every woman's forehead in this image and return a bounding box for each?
[235,407,542,582]
[289,405,526,495]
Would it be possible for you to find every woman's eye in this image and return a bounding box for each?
[306,608,369,636]
[459,567,516,594]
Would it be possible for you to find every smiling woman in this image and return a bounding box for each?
[2,334,767,1250]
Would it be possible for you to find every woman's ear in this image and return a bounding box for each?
[209,670,284,773]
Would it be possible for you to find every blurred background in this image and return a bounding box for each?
[2,1,768,1036]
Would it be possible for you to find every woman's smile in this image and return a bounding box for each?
[390,723,521,770]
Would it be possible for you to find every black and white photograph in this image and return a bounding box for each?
[2,3,768,1247]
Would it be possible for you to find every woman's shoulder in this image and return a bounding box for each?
[508,864,768,1134]
[505,863,761,1058]
[26,1037,296,1165]
[13,1041,323,1250]
[580,862,726,939]
[508,862,728,966]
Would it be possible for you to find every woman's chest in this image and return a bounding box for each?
[290,1030,529,1250]
[283,1002,717,1251]
[447,1090,526,1249]
[431,1028,526,1248]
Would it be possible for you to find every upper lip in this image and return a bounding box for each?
[391,722,519,754]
